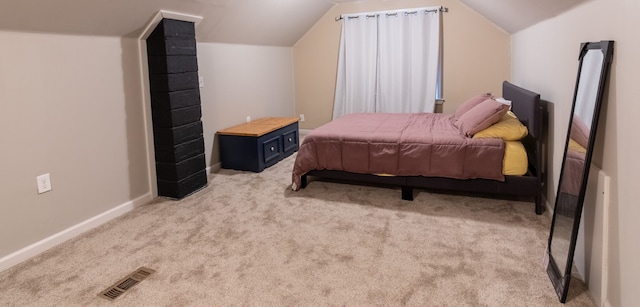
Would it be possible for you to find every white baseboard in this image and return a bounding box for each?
[207,163,221,174]
[299,129,312,136]
[545,198,554,216]
[0,193,153,273]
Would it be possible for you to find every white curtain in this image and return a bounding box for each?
[333,7,441,119]
[334,15,378,116]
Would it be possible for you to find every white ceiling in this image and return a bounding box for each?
[0,0,589,46]
[457,0,590,33]
[0,0,334,45]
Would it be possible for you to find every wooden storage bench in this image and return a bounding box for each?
[218,117,299,172]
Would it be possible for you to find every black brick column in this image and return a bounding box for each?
[146,18,207,199]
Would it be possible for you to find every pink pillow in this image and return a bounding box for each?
[454,93,493,119]
[570,116,590,148]
[454,98,510,137]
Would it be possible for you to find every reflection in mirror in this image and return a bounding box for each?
[547,41,614,303]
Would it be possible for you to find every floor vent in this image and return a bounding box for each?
[99,267,156,301]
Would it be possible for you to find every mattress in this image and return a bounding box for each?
[292,112,512,190]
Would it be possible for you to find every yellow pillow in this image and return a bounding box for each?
[568,138,587,154]
[473,111,528,141]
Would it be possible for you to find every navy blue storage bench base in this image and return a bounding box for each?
[218,117,299,172]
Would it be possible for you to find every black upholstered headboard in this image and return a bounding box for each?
[502,81,542,139]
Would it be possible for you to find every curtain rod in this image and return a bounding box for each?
[335,6,448,21]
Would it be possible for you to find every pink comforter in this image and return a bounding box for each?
[559,146,585,196]
[291,113,505,190]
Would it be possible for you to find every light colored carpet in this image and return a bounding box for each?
[0,153,594,306]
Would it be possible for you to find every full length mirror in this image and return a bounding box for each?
[547,41,614,303]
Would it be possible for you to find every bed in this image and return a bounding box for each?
[292,81,546,214]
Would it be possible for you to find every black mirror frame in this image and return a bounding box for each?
[546,40,614,303]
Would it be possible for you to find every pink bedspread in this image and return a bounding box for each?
[291,113,506,190]
[559,146,585,196]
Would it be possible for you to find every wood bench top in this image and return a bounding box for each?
[217,117,299,137]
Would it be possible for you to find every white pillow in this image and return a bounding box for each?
[495,97,512,106]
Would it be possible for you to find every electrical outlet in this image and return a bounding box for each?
[198,76,204,88]
[299,114,305,122]
[246,116,251,123]
[37,173,52,194]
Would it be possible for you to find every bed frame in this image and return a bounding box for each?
[299,81,546,215]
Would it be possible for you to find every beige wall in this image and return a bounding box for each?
[0,31,296,264]
[511,0,640,305]
[0,32,149,258]
[197,43,295,166]
[293,0,510,129]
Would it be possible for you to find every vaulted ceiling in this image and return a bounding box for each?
[458,0,591,33]
[0,0,589,45]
